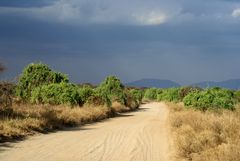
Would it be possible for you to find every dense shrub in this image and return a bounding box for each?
[183,88,235,110]
[157,88,181,102]
[124,89,139,110]
[144,88,159,100]
[234,90,240,102]
[179,86,202,100]
[14,63,145,108]
[86,89,111,107]
[31,82,81,106]
[78,86,94,104]
[96,76,126,105]
[16,63,68,99]
[130,89,144,104]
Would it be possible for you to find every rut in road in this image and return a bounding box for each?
[0,102,174,161]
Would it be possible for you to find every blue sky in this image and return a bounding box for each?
[0,0,240,85]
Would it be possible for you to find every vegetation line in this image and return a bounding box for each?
[1,62,240,161]
[0,63,143,143]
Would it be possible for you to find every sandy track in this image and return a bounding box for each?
[0,102,173,161]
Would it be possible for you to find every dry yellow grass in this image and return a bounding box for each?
[168,103,240,161]
[0,104,115,142]
[111,101,130,112]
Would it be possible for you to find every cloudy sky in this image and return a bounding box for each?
[0,0,240,85]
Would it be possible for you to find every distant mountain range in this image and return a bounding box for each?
[126,79,240,90]
[125,79,180,88]
[192,79,240,90]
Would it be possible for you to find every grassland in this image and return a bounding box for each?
[168,102,240,161]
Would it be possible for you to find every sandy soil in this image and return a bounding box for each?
[0,102,174,161]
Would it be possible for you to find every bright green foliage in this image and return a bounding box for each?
[234,90,240,102]
[130,89,144,104]
[96,76,126,105]
[86,89,112,107]
[15,63,144,108]
[16,63,68,99]
[179,86,202,100]
[183,88,235,110]
[144,88,159,100]
[78,86,94,104]
[31,82,81,106]
[157,88,181,102]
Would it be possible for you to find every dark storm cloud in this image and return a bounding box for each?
[0,0,56,8]
[0,0,240,84]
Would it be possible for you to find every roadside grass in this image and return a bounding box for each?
[0,103,120,143]
[168,102,240,161]
[111,101,130,112]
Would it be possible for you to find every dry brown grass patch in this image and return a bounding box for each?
[111,101,130,112]
[169,103,240,161]
[0,103,114,142]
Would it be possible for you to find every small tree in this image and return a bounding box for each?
[96,76,126,106]
[16,63,69,100]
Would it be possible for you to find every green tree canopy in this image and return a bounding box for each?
[16,63,69,99]
[96,76,126,105]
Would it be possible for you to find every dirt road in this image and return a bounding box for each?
[0,102,173,161]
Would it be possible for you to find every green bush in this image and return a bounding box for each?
[31,82,81,106]
[183,88,235,110]
[86,89,111,107]
[78,86,94,104]
[130,89,144,104]
[234,90,240,102]
[124,89,139,110]
[157,88,181,102]
[179,86,202,100]
[96,76,126,105]
[16,63,68,100]
[144,88,159,100]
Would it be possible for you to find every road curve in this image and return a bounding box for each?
[0,102,173,161]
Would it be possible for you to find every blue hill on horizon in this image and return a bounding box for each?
[192,79,240,90]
